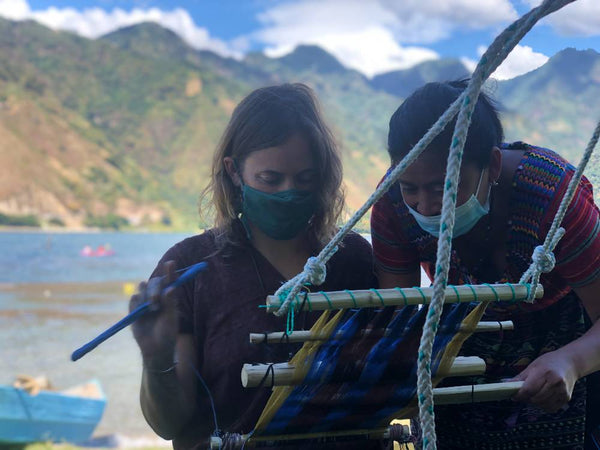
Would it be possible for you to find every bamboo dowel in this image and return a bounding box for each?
[209,426,392,449]
[433,381,523,405]
[210,381,523,448]
[241,356,485,388]
[265,283,543,313]
[249,321,514,344]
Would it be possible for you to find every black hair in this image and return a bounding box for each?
[387,79,504,168]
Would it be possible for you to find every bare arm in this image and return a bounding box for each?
[512,277,600,412]
[139,335,199,439]
[130,261,200,439]
[377,267,421,289]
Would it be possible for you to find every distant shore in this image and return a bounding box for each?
[0,226,199,234]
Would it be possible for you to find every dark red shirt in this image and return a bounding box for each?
[151,223,377,449]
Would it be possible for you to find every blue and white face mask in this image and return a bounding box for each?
[405,170,490,238]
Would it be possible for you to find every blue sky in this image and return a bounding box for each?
[1,0,599,79]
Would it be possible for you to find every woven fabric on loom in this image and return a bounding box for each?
[252,301,486,437]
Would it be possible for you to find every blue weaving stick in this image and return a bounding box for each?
[71,262,207,361]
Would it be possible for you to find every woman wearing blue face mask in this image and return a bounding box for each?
[129,83,377,449]
[371,80,600,449]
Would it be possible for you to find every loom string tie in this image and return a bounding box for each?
[482,283,500,302]
[448,285,461,302]
[187,356,220,440]
[414,286,427,304]
[320,291,334,309]
[286,302,295,336]
[505,282,516,302]
[345,289,358,308]
[371,288,386,307]
[466,284,477,302]
[394,287,408,307]
[298,288,311,313]
[257,363,276,389]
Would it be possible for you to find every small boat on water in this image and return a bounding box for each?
[0,378,106,444]
[80,245,115,257]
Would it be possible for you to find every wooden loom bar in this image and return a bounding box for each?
[249,320,514,344]
[241,356,486,388]
[265,283,543,313]
[211,381,523,448]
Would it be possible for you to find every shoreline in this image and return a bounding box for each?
[0,226,199,234]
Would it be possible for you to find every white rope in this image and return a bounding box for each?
[272,6,542,316]
[410,1,578,448]
[519,118,600,300]
[271,0,582,448]
[273,0,577,319]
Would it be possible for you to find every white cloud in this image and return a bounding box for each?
[523,0,600,36]
[265,26,440,78]
[380,0,518,40]
[479,44,549,80]
[0,0,30,20]
[254,0,517,76]
[0,1,240,58]
[460,57,477,74]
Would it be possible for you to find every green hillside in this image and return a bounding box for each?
[1,19,598,230]
[497,48,600,161]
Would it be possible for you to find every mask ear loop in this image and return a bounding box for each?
[474,167,486,196]
[232,159,253,240]
[474,167,494,210]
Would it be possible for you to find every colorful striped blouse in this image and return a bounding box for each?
[371,143,600,311]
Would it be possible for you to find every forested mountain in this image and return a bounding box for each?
[1,18,598,230]
[370,59,471,98]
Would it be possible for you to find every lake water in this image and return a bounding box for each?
[0,230,425,445]
[0,231,192,443]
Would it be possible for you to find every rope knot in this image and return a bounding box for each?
[531,245,556,273]
[303,256,326,286]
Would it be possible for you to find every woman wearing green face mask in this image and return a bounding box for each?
[129,83,377,449]
[371,80,600,449]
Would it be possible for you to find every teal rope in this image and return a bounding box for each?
[523,283,531,303]
[483,283,500,302]
[505,283,516,302]
[345,289,358,308]
[320,291,334,310]
[394,287,409,307]
[414,287,428,304]
[448,285,461,302]
[371,288,386,307]
[466,284,478,302]
[285,302,295,336]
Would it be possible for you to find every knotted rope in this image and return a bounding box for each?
[519,118,600,301]
[417,2,578,448]
[270,1,583,449]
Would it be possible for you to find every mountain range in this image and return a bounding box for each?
[1,18,599,230]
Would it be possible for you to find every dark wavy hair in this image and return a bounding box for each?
[388,79,504,168]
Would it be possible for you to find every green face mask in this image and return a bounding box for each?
[240,185,317,240]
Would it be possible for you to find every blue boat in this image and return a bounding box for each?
[0,379,106,444]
